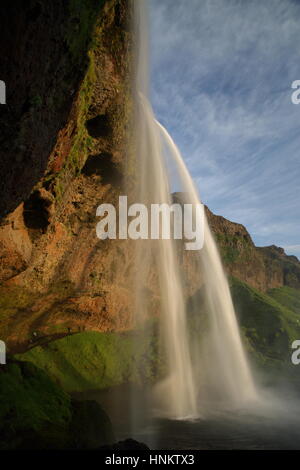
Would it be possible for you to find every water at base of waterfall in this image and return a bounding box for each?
[75,383,300,450]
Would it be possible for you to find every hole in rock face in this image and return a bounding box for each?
[82,152,122,186]
[23,190,52,230]
[114,1,129,30]
[86,114,112,139]
[115,3,122,27]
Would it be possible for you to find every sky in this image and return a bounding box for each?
[149,0,300,258]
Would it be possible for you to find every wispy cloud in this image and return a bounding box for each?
[149,0,300,251]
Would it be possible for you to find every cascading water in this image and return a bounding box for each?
[156,121,257,409]
[134,94,198,419]
[132,0,257,419]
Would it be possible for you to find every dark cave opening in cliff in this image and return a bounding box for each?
[86,114,112,139]
[23,190,52,231]
[82,152,122,186]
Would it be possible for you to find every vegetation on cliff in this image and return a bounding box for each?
[231,278,300,378]
[0,360,114,449]
[16,327,162,393]
[12,281,300,396]
[0,361,71,449]
[207,207,300,292]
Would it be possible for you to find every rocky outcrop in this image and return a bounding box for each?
[258,245,300,289]
[206,207,300,291]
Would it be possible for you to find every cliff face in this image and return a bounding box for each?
[0,0,136,351]
[206,207,300,292]
[0,0,105,217]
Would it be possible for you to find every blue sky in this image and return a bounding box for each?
[149,0,300,257]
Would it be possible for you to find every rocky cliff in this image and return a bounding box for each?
[0,0,138,351]
[0,0,299,355]
[206,206,300,292]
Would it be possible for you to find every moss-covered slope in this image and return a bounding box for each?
[231,277,300,376]
[0,360,114,449]
[16,328,162,393]
[13,281,300,395]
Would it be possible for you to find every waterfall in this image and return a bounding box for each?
[132,0,257,419]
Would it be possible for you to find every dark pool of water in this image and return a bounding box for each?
[75,384,300,450]
[134,412,300,450]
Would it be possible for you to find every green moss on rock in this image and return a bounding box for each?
[66,0,106,64]
[16,328,162,393]
[0,360,114,449]
[0,361,71,449]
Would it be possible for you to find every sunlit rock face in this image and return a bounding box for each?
[205,206,300,291]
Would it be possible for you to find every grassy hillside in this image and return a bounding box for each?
[16,327,162,393]
[268,286,300,316]
[230,277,300,376]
[15,281,300,395]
